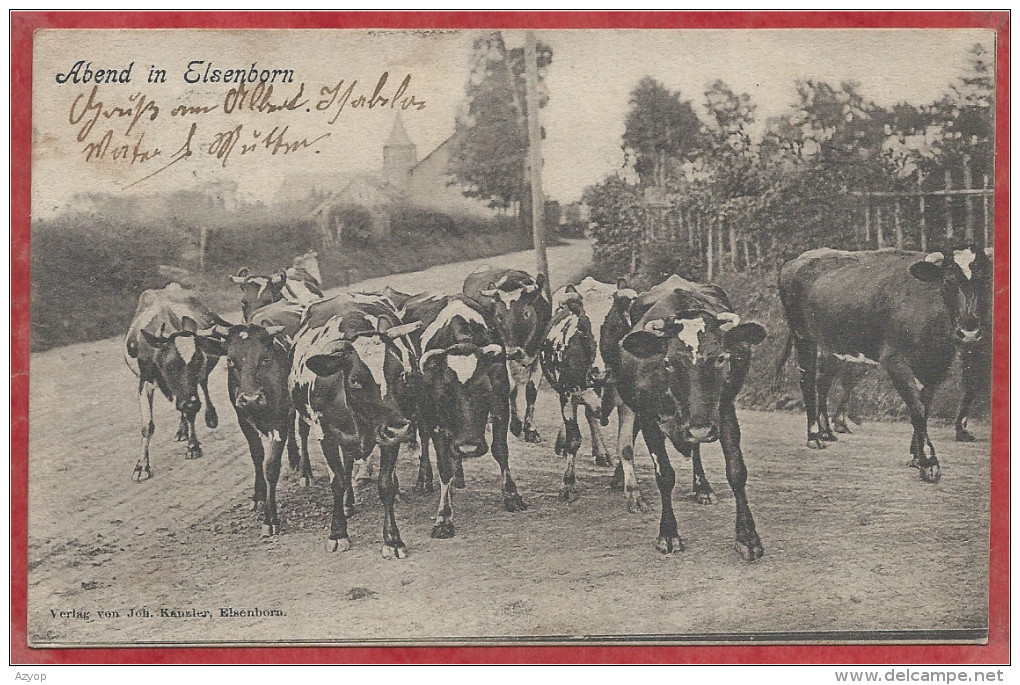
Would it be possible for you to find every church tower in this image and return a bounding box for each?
[383,112,417,189]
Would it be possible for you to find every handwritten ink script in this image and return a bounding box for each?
[53,61,427,188]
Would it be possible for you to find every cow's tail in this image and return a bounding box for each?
[773,329,795,393]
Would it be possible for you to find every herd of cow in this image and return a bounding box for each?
[123,243,993,563]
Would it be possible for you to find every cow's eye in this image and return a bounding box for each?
[714,354,729,367]
[225,359,234,369]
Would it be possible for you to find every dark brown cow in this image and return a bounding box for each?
[124,284,226,481]
[464,268,552,443]
[404,294,526,539]
[614,285,767,559]
[778,246,992,483]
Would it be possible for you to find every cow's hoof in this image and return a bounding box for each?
[735,535,764,562]
[908,457,921,469]
[557,485,578,502]
[626,491,648,513]
[833,422,852,434]
[504,493,528,512]
[325,537,351,553]
[920,463,941,483]
[431,521,455,539]
[820,431,838,442]
[692,489,715,505]
[381,543,408,560]
[594,454,613,468]
[509,418,523,438]
[524,428,541,443]
[186,445,203,460]
[205,408,218,429]
[655,535,684,554]
[250,499,265,513]
[131,464,151,482]
[956,429,976,442]
[261,523,280,537]
[806,438,827,450]
[413,480,434,495]
[173,427,188,442]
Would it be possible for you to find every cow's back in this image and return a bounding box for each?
[631,275,732,323]
[251,299,307,340]
[126,284,220,373]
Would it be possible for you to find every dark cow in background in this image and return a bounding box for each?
[290,295,419,557]
[124,284,226,481]
[615,282,767,558]
[778,246,992,483]
[540,285,604,500]
[404,294,527,539]
[464,268,552,443]
[230,251,324,323]
[196,299,310,536]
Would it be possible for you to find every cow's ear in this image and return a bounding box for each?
[305,351,351,377]
[195,335,226,357]
[616,277,629,290]
[269,270,287,289]
[140,329,170,348]
[535,273,546,290]
[480,343,505,359]
[724,323,767,348]
[622,330,669,359]
[564,283,577,294]
[909,259,943,282]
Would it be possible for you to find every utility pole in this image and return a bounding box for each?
[524,31,549,294]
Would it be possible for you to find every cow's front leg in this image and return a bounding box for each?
[522,373,541,443]
[237,416,267,511]
[185,411,202,459]
[414,422,434,494]
[431,433,456,539]
[320,439,351,552]
[200,375,218,429]
[557,394,582,502]
[174,412,189,442]
[491,406,527,511]
[688,443,715,505]
[134,381,156,482]
[720,402,763,561]
[378,443,407,559]
[260,430,285,536]
[614,404,647,511]
[641,415,681,554]
[585,405,614,467]
[795,338,826,449]
[883,351,940,483]
[955,348,983,442]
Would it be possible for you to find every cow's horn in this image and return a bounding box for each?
[717,312,741,331]
[420,348,445,368]
[384,321,423,339]
[264,325,286,336]
[925,252,945,265]
[480,343,504,357]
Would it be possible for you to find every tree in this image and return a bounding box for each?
[622,77,702,186]
[448,32,553,225]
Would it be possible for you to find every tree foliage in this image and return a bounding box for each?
[622,77,702,186]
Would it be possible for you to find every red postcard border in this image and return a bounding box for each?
[9,11,1010,665]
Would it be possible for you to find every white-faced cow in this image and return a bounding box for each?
[289,295,419,558]
[614,284,767,559]
[778,246,992,482]
[124,284,226,481]
[403,294,527,539]
[539,286,604,501]
[196,299,308,536]
[230,258,324,324]
[464,268,552,443]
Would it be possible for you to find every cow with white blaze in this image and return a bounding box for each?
[540,285,604,501]
[404,294,526,539]
[289,296,419,558]
[778,246,992,482]
[464,268,552,443]
[124,284,226,481]
[615,284,767,558]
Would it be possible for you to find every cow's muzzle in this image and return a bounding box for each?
[235,392,266,409]
[377,418,412,445]
[955,325,983,346]
[684,424,719,444]
[454,440,488,459]
[176,395,201,413]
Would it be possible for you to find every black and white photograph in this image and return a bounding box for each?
[27,26,997,647]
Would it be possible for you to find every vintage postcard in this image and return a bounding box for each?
[15,14,1007,659]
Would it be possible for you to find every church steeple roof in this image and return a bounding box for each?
[385,112,414,148]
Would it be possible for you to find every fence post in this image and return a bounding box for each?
[741,231,751,269]
[918,172,927,252]
[875,205,885,248]
[706,216,714,281]
[945,169,954,239]
[729,221,738,270]
[894,200,903,250]
[983,174,991,248]
[963,155,974,241]
[717,216,725,273]
[864,195,871,244]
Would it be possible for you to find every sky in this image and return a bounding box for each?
[32,28,994,214]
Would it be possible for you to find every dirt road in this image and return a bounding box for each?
[27,240,989,645]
